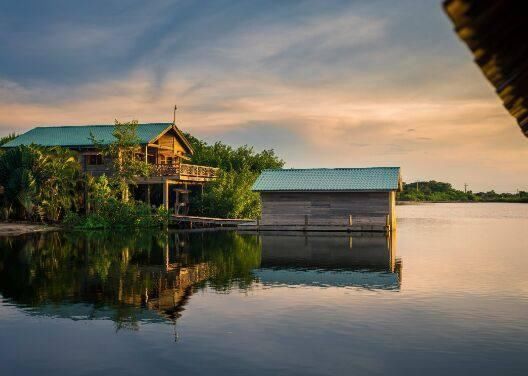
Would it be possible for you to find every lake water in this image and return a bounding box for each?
[0,203,527,375]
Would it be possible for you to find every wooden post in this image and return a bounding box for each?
[164,241,169,271]
[386,214,390,232]
[163,180,169,210]
[389,191,396,231]
[146,184,151,207]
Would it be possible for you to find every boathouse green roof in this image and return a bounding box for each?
[2,123,173,148]
[252,167,402,192]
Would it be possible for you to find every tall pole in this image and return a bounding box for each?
[173,105,177,124]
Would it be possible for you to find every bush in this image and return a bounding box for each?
[196,169,261,219]
[62,211,82,227]
[63,198,167,229]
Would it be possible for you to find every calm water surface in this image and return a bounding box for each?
[0,203,527,375]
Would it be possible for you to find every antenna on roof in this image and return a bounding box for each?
[173,105,177,125]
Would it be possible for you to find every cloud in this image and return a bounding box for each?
[0,0,526,192]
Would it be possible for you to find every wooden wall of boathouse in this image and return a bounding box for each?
[260,191,395,229]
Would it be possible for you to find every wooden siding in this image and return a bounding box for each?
[260,192,392,227]
[157,130,186,154]
[79,151,111,177]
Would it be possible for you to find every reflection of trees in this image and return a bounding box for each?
[186,231,261,291]
[0,230,261,329]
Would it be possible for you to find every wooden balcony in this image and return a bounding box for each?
[150,163,219,182]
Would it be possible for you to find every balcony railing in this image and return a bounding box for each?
[180,163,219,178]
[151,163,219,180]
[151,164,180,176]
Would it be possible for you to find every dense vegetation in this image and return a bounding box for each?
[0,121,168,228]
[185,134,284,218]
[398,181,528,203]
[0,145,82,221]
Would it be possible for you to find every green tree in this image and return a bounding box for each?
[185,134,284,172]
[185,135,284,218]
[91,120,150,202]
[0,145,82,221]
[0,145,40,219]
[199,168,262,218]
[36,147,82,222]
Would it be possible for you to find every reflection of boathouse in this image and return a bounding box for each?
[254,233,402,290]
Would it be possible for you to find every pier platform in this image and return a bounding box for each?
[170,215,254,228]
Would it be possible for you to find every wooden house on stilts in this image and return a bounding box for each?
[2,123,218,213]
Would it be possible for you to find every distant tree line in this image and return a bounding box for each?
[398,181,528,203]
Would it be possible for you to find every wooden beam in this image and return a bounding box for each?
[163,180,169,210]
[146,184,151,207]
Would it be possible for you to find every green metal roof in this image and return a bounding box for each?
[2,123,172,147]
[252,167,401,192]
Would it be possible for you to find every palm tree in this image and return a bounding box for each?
[0,145,82,221]
[35,147,82,222]
[0,145,39,219]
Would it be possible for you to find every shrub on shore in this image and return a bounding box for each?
[63,200,169,229]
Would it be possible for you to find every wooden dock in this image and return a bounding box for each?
[237,224,390,233]
[170,215,390,232]
[170,215,254,228]
[238,214,391,233]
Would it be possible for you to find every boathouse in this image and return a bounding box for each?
[2,123,218,212]
[251,167,402,232]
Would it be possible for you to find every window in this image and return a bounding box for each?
[86,154,103,166]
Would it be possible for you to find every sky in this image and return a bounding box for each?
[0,0,526,192]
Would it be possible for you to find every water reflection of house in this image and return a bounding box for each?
[137,261,214,321]
[0,232,217,328]
[254,233,402,290]
[120,234,216,322]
